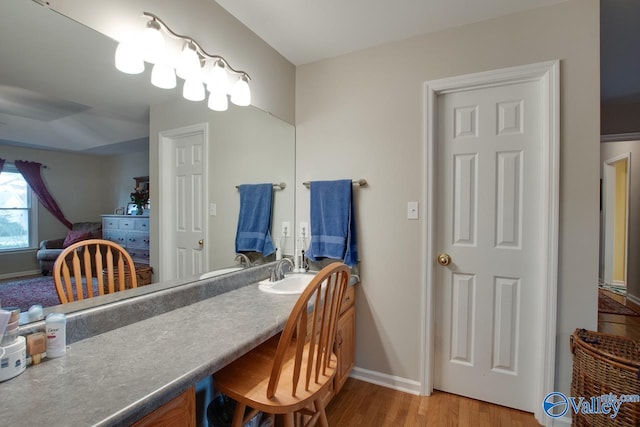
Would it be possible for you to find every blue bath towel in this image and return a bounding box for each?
[235,184,275,256]
[305,179,358,267]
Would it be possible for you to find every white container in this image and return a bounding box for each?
[45,313,67,358]
[0,335,26,382]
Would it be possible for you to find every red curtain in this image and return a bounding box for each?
[0,158,5,174]
[14,160,73,229]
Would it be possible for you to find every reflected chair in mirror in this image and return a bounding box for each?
[53,239,138,304]
[213,262,350,427]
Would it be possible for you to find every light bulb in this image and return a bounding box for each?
[151,63,176,89]
[206,61,230,95]
[208,92,228,111]
[183,78,205,101]
[230,75,251,106]
[176,42,201,80]
[141,20,165,64]
[115,40,144,74]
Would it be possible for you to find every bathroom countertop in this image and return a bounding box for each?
[0,283,300,426]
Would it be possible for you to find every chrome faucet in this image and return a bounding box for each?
[272,258,294,281]
[235,253,251,268]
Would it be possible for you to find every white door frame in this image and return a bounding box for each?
[601,152,631,288]
[421,60,559,425]
[158,123,210,281]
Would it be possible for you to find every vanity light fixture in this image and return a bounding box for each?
[114,12,251,111]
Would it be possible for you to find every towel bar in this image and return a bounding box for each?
[235,182,286,190]
[302,179,367,188]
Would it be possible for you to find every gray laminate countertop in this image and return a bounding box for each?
[0,282,300,426]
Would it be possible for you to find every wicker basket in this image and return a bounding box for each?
[570,329,640,426]
[102,263,153,290]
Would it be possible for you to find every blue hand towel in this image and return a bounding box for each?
[305,179,358,267]
[235,184,275,256]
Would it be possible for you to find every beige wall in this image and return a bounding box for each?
[52,0,295,124]
[296,0,600,397]
[0,145,125,276]
[601,140,640,300]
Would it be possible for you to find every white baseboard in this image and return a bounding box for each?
[0,270,41,280]
[350,366,422,395]
[626,292,640,306]
[551,415,571,426]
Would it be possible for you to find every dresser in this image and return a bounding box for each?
[101,215,150,265]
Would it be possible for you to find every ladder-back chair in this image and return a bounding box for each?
[213,262,350,427]
[53,238,137,304]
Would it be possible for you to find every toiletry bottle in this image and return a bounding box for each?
[45,313,67,358]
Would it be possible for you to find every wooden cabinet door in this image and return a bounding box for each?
[334,305,355,394]
[132,387,195,427]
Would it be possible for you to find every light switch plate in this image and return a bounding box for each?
[209,203,217,216]
[407,201,419,220]
[299,222,309,238]
[282,221,290,237]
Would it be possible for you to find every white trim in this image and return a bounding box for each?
[0,269,41,280]
[158,123,210,282]
[601,132,640,143]
[422,60,560,427]
[602,153,631,288]
[350,367,422,395]
[550,415,572,426]
[626,292,640,307]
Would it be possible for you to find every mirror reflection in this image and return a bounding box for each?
[0,0,295,323]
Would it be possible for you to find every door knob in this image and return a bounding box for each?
[437,253,451,266]
[198,239,204,246]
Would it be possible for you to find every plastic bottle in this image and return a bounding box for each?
[45,313,67,358]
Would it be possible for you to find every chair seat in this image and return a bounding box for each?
[214,334,337,414]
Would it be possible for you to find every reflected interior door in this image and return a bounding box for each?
[160,124,208,280]
[433,80,543,412]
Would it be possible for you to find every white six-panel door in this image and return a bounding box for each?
[159,124,209,281]
[433,81,542,411]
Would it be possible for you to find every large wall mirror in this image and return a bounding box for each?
[0,1,295,323]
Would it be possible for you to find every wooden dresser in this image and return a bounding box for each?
[101,215,150,265]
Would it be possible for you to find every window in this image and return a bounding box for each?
[0,164,37,250]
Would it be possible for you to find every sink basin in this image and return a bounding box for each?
[200,267,243,280]
[258,273,317,294]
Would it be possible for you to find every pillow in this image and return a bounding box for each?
[63,230,91,248]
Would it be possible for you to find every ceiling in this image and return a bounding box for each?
[1,0,637,155]
[214,0,569,66]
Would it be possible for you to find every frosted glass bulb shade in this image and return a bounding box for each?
[151,63,176,89]
[176,43,201,80]
[206,62,230,95]
[208,92,228,111]
[115,41,144,74]
[183,78,205,102]
[230,76,251,106]
[141,24,165,64]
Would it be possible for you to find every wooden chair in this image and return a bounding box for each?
[53,238,138,304]
[213,262,350,427]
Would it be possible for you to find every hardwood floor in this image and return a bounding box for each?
[597,289,640,340]
[326,378,541,426]
[326,289,640,427]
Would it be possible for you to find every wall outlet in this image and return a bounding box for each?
[299,222,309,238]
[282,221,290,237]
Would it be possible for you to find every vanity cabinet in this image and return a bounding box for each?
[101,215,150,264]
[334,285,355,394]
[132,387,195,427]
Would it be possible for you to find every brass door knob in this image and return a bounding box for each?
[198,239,204,246]
[437,253,451,266]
